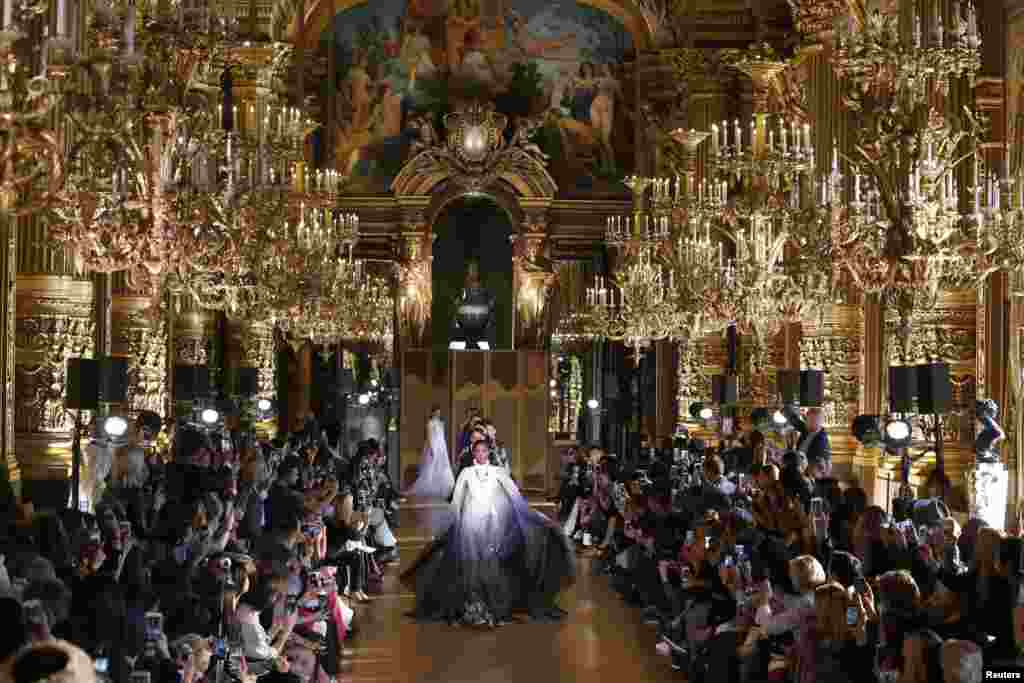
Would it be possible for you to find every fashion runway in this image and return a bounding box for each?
[337,498,673,683]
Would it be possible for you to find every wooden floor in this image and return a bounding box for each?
[337,498,677,683]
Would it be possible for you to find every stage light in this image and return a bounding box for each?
[477,341,490,351]
[549,379,556,388]
[449,341,467,350]
[550,390,557,398]
[884,418,912,448]
[358,393,371,405]
[586,398,600,410]
[772,410,787,426]
[200,408,220,426]
[371,379,379,387]
[699,406,713,420]
[257,398,272,412]
[103,415,128,438]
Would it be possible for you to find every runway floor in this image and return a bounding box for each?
[336,498,677,683]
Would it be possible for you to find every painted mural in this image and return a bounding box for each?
[1011,12,1024,176]
[324,0,635,195]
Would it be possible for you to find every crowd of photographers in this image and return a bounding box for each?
[558,409,1008,683]
[0,415,400,683]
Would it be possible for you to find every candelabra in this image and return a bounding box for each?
[804,0,986,312]
[0,8,65,218]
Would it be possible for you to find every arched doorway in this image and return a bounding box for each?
[431,196,515,352]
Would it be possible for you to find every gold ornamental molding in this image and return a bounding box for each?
[14,276,95,481]
[112,295,168,418]
[391,102,557,200]
[512,231,557,351]
[174,310,215,366]
[227,319,276,398]
[799,303,864,463]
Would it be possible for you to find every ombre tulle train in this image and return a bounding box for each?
[400,463,575,625]
[403,418,455,499]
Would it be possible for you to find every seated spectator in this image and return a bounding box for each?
[941,639,983,683]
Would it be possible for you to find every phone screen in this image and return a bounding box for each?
[95,658,109,674]
[144,612,163,641]
[213,639,227,658]
[846,606,858,626]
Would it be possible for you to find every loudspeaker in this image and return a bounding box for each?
[888,366,917,413]
[916,362,952,414]
[800,370,825,407]
[66,358,99,410]
[174,365,210,402]
[236,367,259,398]
[338,368,355,395]
[777,369,800,403]
[711,375,737,404]
[97,357,128,403]
[603,371,619,400]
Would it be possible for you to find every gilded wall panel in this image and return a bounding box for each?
[799,303,865,462]
[883,290,977,486]
[14,277,95,480]
[112,298,167,418]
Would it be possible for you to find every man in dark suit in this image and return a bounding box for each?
[783,405,832,479]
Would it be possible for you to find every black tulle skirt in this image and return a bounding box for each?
[400,514,575,625]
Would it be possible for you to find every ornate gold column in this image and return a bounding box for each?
[173,306,215,367]
[0,211,17,495]
[171,302,215,416]
[394,202,433,351]
[226,319,276,399]
[883,291,978,505]
[226,318,276,436]
[110,273,167,417]
[15,217,95,493]
[512,203,555,351]
[799,303,865,481]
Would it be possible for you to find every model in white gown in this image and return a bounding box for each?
[403,410,455,499]
[402,443,575,626]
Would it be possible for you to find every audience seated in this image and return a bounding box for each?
[558,413,1022,682]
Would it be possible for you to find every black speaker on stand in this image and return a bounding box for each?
[888,366,918,414]
[917,362,952,481]
[777,369,800,404]
[236,367,259,399]
[799,370,825,407]
[711,375,738,404]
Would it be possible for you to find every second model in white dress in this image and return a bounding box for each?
[403,411,455,499]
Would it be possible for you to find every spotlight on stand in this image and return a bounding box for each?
[201,407,221,427]
[103,415,128,440]
[688,402,713,422]
[587,398,600,410]
[884,418,913,449]
[257,398,272,413]
[357,393,371,406]
[772,410,788,427]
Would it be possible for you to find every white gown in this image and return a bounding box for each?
[401,462,576,625]
[404,417,455,498]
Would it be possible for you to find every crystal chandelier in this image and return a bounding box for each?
[0,7,65,218]
[800,0,986,313]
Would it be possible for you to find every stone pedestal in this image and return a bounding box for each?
[966,462,1009,531]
